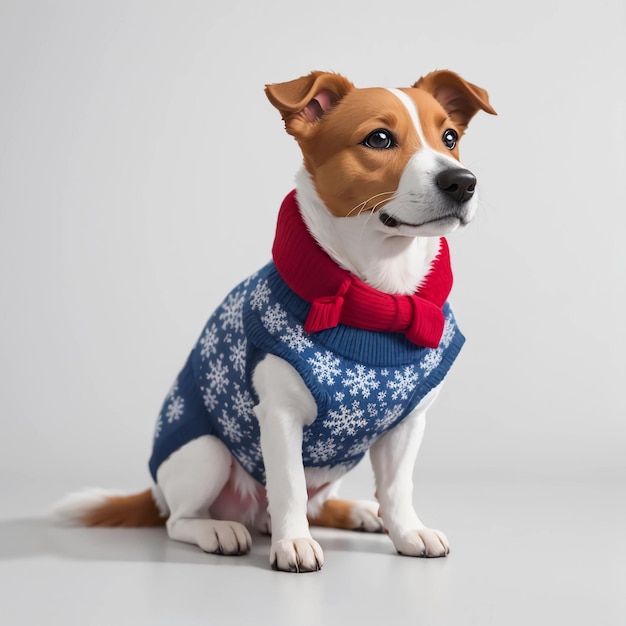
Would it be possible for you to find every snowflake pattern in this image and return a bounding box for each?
[420,348,442,377]
[228,338,247,377]
[308,351,342,385]
[280,324,314,353]
[236,441,263,474]
[250,280,271,311]
[151,263,463,484]
[441,313,456,348]
[205,355,230,395]
[346,434,378,457]
[323,401,367,436]
[165,396,185,423]
[343,365,380,398]
[231,385,255,422]
[387,365,419,401]
[218,409,243,443]
[199,323,219,359]
[306,438,340,463]
[261,302,288,333]
[219,290,246,333]
[201,386,218,411]
[375,403,404,430]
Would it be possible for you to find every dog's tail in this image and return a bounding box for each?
[50,488,166,527]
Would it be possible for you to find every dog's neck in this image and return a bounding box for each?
[295,168,440,296]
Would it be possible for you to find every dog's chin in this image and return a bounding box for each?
[378,213,465,237]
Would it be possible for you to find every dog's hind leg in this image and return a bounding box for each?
[307,483,384,532]
[157,435,252,555]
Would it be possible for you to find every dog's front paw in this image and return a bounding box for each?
[197,520,252,555]
[270,538,324,573]
[391,527,450,558]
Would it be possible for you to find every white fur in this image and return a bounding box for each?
[157,435,253,555]
[296,168,441,295]
[252,354,324,571]
[387,88,429,146]
[370,386,449,556]
[50,488,127,525]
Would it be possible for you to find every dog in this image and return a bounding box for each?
[53,70,496,572]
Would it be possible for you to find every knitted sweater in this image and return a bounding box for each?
[148,193,465,484]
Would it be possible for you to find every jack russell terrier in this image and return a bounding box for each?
[53,70,496,572]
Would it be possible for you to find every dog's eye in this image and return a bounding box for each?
[442,129,458,150]
[362,129,395,150]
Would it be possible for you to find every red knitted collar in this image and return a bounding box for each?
[271,190,453,349]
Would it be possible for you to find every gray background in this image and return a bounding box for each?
[0,1,624,624]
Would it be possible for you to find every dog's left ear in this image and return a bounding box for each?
[265,71,354,140]
[414,71,497,132]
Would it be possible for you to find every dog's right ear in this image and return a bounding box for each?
[265,71,354,140]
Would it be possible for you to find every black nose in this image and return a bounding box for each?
[436,168,476,203]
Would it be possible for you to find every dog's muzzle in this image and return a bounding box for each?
[379,167,477,229]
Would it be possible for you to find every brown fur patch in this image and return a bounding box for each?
[308,498,364,530]
[81,489,165,527]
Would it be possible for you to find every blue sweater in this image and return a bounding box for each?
[149,262,464,484]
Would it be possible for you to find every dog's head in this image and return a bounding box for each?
[266,70,496,237]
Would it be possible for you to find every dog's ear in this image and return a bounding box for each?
[414,71,497,133]
[265,71,354,140]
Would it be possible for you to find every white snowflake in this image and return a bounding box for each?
[280,324,314,353]
[250,280,271,311]
[228,338,247,377]
[342,364,380,398]
[441,315,455,348]
[202,386,218,411]
[231,385,255,421]
[236,441,263,473]
[375,404,404,430]
[219,290,246,333]
[367,403,378,417]
[387,365,419,400]
[323,401,367,436]
[165,396,185,423]
[346,434,377,457]
[308,351,342,385]
[261,303,288,333]
[420,348,442,377]
[205,355,230,395]
[199,323,219,359]
[334,391,345,403]
[218,409,243,443]
[377,390,387,402]
[306,438,339,463]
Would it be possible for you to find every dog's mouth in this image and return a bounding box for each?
[379,212,464,230]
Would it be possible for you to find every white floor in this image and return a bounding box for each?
[1,471,624,626]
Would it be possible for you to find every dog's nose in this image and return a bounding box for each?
[436,168,476,203]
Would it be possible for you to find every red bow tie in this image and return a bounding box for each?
[271,190,453,349]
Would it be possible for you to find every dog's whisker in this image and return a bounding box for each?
[345,202,367,218]
[345,191,396,218]
[359,202,381,238]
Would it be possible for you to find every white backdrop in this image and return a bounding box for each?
[1,0,624,495]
